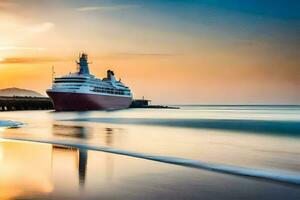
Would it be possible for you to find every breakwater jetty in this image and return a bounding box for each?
[130,99,179,109]
[0,96,53,111]
[0,96,178,111]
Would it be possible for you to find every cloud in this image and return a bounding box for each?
[76,5,139,12]
[0,53,178,64]
[107,53,179,57]
[27,22,55,33]
[99,52,179,60]
[0,56,68,64]
[0,46,45,51]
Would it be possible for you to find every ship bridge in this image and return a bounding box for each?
[77,53,90,74]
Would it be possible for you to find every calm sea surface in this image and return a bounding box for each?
[0,106,299,199]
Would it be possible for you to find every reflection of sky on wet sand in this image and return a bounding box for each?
[0,141,53,199]
[0,140,300,200]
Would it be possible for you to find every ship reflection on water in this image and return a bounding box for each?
[78,148,88,186]
[51,146,88,188]
[51,123,116,187]
[52,123,90,187]
[51,122,117,146]
[52,123,90,139]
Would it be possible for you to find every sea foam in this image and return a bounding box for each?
[0,120,23,128]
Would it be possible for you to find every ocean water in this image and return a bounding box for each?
[0,106,299,199]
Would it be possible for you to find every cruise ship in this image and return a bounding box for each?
[46,53,133,111]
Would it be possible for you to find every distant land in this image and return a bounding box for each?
[0,87,44,97]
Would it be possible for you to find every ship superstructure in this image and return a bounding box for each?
[46,53,132,111]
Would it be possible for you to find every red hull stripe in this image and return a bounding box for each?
[47,91,132,111]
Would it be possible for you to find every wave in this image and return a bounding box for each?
[0,120,23,128]
[65,118,300,136]
[3,137,300,186]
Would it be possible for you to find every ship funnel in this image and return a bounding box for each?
[107,70,116,82]
[107,70,114,79]
[78,53,90,74]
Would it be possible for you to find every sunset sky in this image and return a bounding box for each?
[0,0,299,104]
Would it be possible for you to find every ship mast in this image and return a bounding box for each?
[52,65,55,81]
